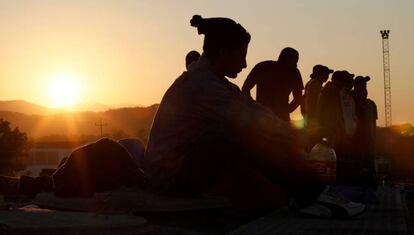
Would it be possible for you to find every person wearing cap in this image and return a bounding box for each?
[318,70,356,140]
[351,76,378,189]
[302,65,333,129]
[352,76,377,150]
[318,70,359,185]
[339,71,357,138]
[242,47,304,122]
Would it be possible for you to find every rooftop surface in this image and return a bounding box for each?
[0,185,411,234]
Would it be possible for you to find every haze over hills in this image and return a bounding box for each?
[2,101,414,179]
[0,100,54,115]
[1,99,413,145]
[0,100,111,115]
[0,100,159,140]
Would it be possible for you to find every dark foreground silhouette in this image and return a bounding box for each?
[0,15,373,222]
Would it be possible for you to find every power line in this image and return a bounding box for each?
[95,118,107,138]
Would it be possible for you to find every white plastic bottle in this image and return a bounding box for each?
[308,139,337,184]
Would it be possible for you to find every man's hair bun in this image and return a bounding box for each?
[190,15,204,34]
[189,15,251,56]
[190,15,203,27]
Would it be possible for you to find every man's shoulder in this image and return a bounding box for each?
[250,61,283,80]
[273,61,301,77]
[366,99,377,107]
[320,82,335,97]
[254,60,277,70]
[289,66,302,77]
[306,79,322,89]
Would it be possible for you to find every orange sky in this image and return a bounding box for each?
[0,0,413,126]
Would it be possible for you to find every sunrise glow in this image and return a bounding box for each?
[47,73,83,108]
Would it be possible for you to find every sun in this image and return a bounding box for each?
[47,73,83,108]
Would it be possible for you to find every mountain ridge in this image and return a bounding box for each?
[0,103,159,140]
[0,100,113,115]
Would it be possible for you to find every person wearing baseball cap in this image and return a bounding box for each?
[319,69,359,186]
[302,65,334,129]
[310,65,334,79]
[351,75,378,191]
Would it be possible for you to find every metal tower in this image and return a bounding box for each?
[380,30,392,127]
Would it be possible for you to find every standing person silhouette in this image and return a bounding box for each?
[144,15,365,216]
[302,64,333,151]
[351,76,378,189]
[302,64,333,129]
[242,47,303,121]
[318,71,358,185]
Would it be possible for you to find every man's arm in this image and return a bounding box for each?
[288,69,304,113]
[289,89,303,113]
[241,64,260,96]
[304,82,322,116]
[199,87,323,206]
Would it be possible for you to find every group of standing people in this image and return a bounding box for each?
[239,46,378,189]
[313,70,377,188]
[303,64,377,190]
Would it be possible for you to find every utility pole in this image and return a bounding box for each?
[380,30,392,127]
[95,118,107,138]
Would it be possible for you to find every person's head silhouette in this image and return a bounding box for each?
[332,70,354,92]
[353,76,371,99]
[190,15,250,78]
[310,65,333,83]
[278,47,299,68]
[185,50,200,69]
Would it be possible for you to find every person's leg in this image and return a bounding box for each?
[208,164,287,209]
[240,139,325,208]
[165,137,322,209]
[163,138,239,197]
[164,139,287,209]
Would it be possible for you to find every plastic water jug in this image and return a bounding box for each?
[308,140,336,183]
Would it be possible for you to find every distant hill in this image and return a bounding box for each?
[65,101,111,113]
[0,100,54,115]
[0,104,159,140]
[0,100,112,115]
